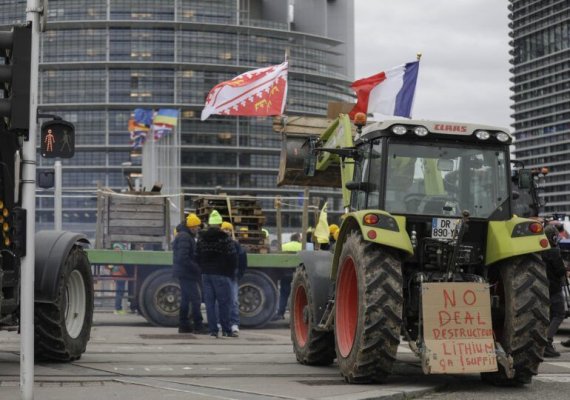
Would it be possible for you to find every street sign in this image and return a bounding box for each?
[40,119,75,158]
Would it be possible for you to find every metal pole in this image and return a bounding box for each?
[301,188,309,250]
[275,196,282,251]
[22,1,41,398]
[54,160,62,230]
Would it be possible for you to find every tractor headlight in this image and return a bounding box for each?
[512,221,544,237]
[414,126,429,137]
[475,130,490,140]
[391,125,407,135]
[362,213,399,232]
[496,132,510,142]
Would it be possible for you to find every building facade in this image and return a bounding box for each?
[509,0,570,214]
[1,0,354,237]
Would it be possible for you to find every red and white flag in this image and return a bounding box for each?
[201,61,288,121]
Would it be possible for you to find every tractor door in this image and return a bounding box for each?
[348,139,384,212]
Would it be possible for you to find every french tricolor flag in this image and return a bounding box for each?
[349,61,420,119]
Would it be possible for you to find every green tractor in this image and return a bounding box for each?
[279,114,550,385]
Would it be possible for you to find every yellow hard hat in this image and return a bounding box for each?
[221,221,234,231]
[333,229,340,241]
[262,228,269,238]
[329,224,339,234]
[186,213,201,228]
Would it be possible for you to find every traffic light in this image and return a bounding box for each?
[40,119,75,158]
[0,23,32,133]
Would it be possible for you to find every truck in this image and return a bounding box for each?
[88,190,299,328]
[280,113,550,385]
[0,125,94,361]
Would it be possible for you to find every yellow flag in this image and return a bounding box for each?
[314,202,330,244]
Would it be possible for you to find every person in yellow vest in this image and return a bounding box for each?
[273,233,302,321]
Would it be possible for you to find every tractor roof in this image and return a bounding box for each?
[359,119,513,145]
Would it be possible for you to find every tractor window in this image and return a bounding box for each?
[385,142,509,218]
[350,145,370,210]
[367,140,382,208]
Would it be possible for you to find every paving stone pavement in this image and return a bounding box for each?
[1,312,570,399]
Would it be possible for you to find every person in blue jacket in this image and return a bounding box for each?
[172,213,205,334]
[221,221,247,336]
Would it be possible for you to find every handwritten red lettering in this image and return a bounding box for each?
[463,290,476,305]
[443,289,456,308]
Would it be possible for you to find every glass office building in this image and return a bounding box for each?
[509,0,570,214]
[1,0,354,237]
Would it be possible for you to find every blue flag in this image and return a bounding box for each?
[134,108,153,127]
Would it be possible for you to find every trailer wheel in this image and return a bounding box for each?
[35,246,94,361]
[239,270,278,328]
[291,266,335,365]
[482,255,549,385]
[335,231,403,383]
[138,269,180,327]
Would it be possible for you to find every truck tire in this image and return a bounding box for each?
[482,255,549,385]
[239,270,278,328]
[335,231,403,383]
[138,269,180,327]
[35,245,94,361]
[291,266,335,365]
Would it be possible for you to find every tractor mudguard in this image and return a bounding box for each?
[486,217,548,265]
[35,231,90,303]
[297,250,334,324]
[332,211,413,279]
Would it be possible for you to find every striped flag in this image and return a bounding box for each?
[349,61,420,119]
[152,109,178,141]
[128,117,150,149]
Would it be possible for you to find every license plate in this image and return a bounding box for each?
[431,218,460,239]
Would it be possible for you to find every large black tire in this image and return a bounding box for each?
[482,255,549,385]
[291,266,335,365]
[35,246,94,361]
[239,271,278,328]
[335,232,403,383]
[138,269,180,327]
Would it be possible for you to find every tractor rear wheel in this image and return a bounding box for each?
[482,255,549,385]
[291,266,335,365]
[335,231,403,383]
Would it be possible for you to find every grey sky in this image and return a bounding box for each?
[354,0,512,129]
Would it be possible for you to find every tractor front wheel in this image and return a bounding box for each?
[483,255,549,385]
[335,231,403,383]
[35,245,94,361]
[290,266,335,365]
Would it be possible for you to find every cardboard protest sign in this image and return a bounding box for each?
[421,282,498,374]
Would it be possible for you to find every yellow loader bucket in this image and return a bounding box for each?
[277,133,342,187]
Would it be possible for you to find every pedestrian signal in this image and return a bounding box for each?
[40,120,75,158]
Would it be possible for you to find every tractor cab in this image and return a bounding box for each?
[350,120,513,221]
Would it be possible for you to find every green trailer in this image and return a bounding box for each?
[87,249,300,328]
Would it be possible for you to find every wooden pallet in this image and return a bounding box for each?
[193,195,267,253]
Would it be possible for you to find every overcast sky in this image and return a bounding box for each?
[354,0,512,129]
